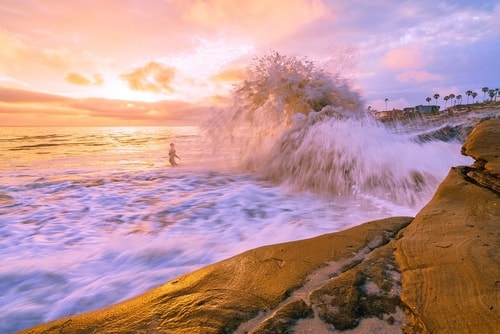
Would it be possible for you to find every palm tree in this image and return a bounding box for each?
[482,87,489,102]
[426,97,432,105]
[444,95,450,109]
[466,90,473,104]
[433,93,440,106]
[385,97,389,111]
[488,89,496,102]
[449,93,455,106]
[472,92,478,103]
[456,94,462,105]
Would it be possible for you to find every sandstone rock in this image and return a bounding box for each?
[461,117,500,178]
[461,117,500,193]
[395,118,500,333]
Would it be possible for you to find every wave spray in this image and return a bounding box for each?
[205,51,466,207]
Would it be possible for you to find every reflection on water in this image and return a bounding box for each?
[0,126,201,174]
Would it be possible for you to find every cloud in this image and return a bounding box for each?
[69,98,212,124]
[0,87,70,103]
[0,29,74,71]
[0,28,24,60]
[171,0,331,43]
[1,0,499,113]
[396,70,443,83]
[65,72,103,86]
[0,86,211,126]
[0,27,111,97]
[121,62,176,93]
[210,65,246,83]
[381,45,425,70]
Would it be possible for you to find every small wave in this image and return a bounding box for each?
[9,143,62,150]
[0,192,14,203]
[415,124,474,143]
[0,134,71,145]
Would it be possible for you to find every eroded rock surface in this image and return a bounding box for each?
[395,118,500,333]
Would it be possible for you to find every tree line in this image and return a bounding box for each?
[425,87,499,109]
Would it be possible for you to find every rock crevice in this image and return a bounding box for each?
[236,226,409,334]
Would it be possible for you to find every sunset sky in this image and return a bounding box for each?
[1,0,499,126]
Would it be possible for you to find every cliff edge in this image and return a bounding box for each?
[394,118,499,333]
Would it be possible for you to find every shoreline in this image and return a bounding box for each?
[372,102,500,123]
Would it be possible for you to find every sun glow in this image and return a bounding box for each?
[59,41,254,104]
[97,76,165,102]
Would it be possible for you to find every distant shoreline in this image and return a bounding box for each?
[372,101,500,123]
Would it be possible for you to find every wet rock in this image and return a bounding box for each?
[310,244,408,331]
[249,299,313,334]
[395,118,500,333]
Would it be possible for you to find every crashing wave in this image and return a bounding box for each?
[205,51,458,207]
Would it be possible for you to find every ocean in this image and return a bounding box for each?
[0,114,483,333]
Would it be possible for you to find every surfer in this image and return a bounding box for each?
[168,143,180,166]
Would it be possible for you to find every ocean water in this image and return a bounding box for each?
[0,119,476,333]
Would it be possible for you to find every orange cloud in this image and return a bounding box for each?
[0,29,73,71]
[121,62,176,93]
[93,73,103,85]
[0,87,70,103]
[210,65,246,83]
[397,70,442,83]
[66,72,103,86]
[69,98,212,124]
[0,86,211,126]
[0,29,24,60]
[381,45,425,70]
[0,28,108,94]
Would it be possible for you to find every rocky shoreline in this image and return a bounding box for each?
[20,118,499,334]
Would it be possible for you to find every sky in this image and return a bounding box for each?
[0,0,499,126]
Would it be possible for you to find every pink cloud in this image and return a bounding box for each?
[381,45,425,70]
[0,29,76,71]
[0,87,70,103]
[397,70,442,83]
[175,0,331,42]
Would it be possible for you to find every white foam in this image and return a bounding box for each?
[0,166,418,332]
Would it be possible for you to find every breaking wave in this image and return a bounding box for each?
[204,51,468,207]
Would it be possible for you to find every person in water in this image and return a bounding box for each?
[168,143,180,166]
